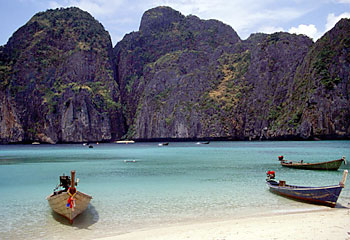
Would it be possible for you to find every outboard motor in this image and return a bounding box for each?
[266,170,275,181]
[59,175,71,191]
[278,155,284,161]
[53,173,79,195]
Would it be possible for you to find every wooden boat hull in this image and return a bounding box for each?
[280,159,344,170]
[47,191,92,223]
[266,180,343,207]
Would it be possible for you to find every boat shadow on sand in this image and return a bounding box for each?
[51,204,99,228]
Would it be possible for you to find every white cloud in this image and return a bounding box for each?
[325,12,350,31]
[43,0,349,44]
[335,0,350,3]
[48,1,60,9]
[258,26,284,34]
[153,0,311,39]
[288,24,319,40]
[48,0,138,44]
[49,0,125,17]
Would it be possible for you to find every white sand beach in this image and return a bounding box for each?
[98,208,350,240]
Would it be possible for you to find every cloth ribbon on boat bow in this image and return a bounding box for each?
[67,187,76,211]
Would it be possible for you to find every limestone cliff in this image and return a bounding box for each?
[114,6,241,139]
[1,6,350,143]
[0,7,125,143]
[115,7,330,140]
[271,19,350,139]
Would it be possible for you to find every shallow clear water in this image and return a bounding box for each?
[0,141,349,239]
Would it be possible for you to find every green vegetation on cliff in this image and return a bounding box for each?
[0,7,124,143]
[1,6,350,143]
[209,50,251,111]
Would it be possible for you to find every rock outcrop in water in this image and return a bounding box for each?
[0,6,349,143]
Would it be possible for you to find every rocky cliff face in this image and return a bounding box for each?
[115,6,244,139]
[0,90,24,142]
[1,6,349,143]
[271,19,350,139]
[115,7,319,140]
[114,6,240,138]
[233,33,313,140]
[0,7,125,143]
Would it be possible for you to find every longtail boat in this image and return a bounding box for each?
[116,140,135,144]
[47,170,92,223]
[278,155,346,170]
[266,170,348,207]
[158,142,169,146]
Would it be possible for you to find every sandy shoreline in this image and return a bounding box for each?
[97,208,350,240]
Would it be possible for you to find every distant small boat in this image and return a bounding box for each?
[278,155,346,170]
[32,142,40,145]
[158,142,169,146]
[116,140,135,144]
[266,170,348,207]
[124,160,137,163]
[47,170,92,223]
[196,141,210,145]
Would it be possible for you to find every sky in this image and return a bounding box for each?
[0,0,350,46]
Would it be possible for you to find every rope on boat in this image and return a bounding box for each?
[67,187,76,211]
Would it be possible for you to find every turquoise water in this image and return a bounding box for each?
[0,141,349,239]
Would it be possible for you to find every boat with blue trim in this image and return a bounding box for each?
[266,170,348,207]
